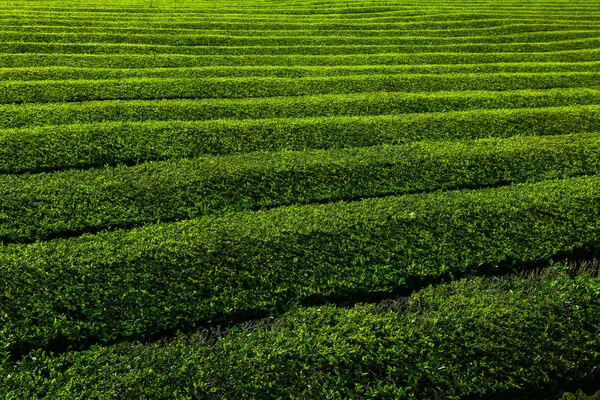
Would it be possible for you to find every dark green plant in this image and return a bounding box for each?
[2,132,600,243]
[1,273,598,399]
[2,87,599,129]
[2,72,600,103]
[1,175,599,360]
[2,105,600,173]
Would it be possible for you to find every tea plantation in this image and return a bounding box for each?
[1,0,600,398]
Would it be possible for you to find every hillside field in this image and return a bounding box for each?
[1,0,600,398]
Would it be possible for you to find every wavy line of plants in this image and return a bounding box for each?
[2,72,600,104]
[2,265,599,398]
[2,132,600,244]
[2,62,599,83]
[1,87,599,129]
[3,38,600,56]
[1,175,599,362]
[3,49,599,68]
[1,105,599,174]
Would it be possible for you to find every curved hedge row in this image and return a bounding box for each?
[1,271,599,398]
[3,49,599,68]
[2,29,600,46]
[0,134,600,243]
[2,87,599,129]
[2,133,600,244]
[12,8,597,18]
[4,7,600,19]
[3,24,600,37]
[2,61,599,82]
[1,15,598,30]
[2,72,599,104]
[1,175,599,360]
[2,105,599,174]
[3,15,599,28]
[2,38,600,56]
[3,2,600,13]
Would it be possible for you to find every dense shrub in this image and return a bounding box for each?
[2,87,599,129]
[561,390,600,400]
[1,133,600,243]
[2,49,600,69]
[1,176,599,360]
[2,273,599,399]
[2,105,599,173]
[2,61,600,83]
[2,72,599,103]
[2,29,600,46]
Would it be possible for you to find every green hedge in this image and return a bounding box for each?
[2,273,599,399]
[3,23,599,37]
[4,1,597,9]
[1,175,599,360]
[3,2,599,14]
[0,14,596,31]
[2,49,599,68]
[2,38,599,56]
[1,105,599,173]
[0,16,594,31]
[1,29,599,46]
[3,61,599,82]
[4,8,598,19]
[2,87,599,129]
[2,133,600,244]
[2,72,600,104]
[1,13,597,22]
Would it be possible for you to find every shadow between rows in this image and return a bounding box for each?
[6,245,599,364]
[0,176,579,246]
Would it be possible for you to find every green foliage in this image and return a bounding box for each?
[3,29,600,46]
[2,105,600,173]
[2,72,600,104]
[2,38,600,57]
[2,49,600,69]
[1,87,599,129]
[2,0,600,397]
[1,273,599,399]
[3,23,599,37]
[1,175,599,360]
[1,133,600,243]
[3,61,600,83]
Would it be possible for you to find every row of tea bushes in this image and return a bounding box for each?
[2,87,599,129]
[2,72,600,103]
[2,105,599,173]
[3,49,600,68]
[2,272,598,398]
[2,132,600,243]
[2,62,600,82]
[1,175,599,359]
